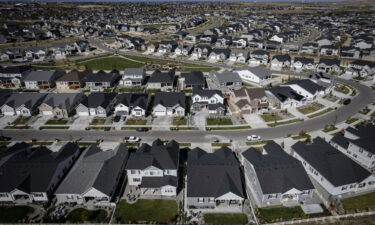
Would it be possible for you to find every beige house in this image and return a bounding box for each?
[38,93,85,118]
[56,70,90,92]
[229,87,269,115]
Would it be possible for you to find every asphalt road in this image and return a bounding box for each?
[2,77,373,143]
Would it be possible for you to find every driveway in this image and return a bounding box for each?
[69,116,94,130]
[31,116,52,129]
[0,116,17,129]
[152,116,172,131]
[243,114,268,128]
[192,110,208,130]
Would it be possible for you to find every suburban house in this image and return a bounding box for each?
[340,47,361,59]
[270,54,291,71]
[316,58,341,74]
[152,92,186,116]
[330,125,375,171]
[56,70,90,92]
[146,70,176,91]
[209,70,242,93]
[187,147,245,209]
[85,70,121,91]
[235,66,271,85]
[228,49,249,63]
[126,139,180,197]
[191,45,211,59]
[179,71,206,90]
[266,86,306,109]
[281,79,327,101]
[114,93,150,117]
[55,144,129,206]
[76,93,117,117]
[300,42,319,55]
[346,60,375,77]
[38,93,85,119]
[242,141,315,207]
[208,48,230,62]
[0,65,32,88]
[1,93,46,116]
[229,87,269,115]
[248,50,269,67]
[191,89,225,115]
[293,57,315,72]
[292,137,375,197]
[119,67,145,87]
[320,45,339,56]
[24,70,65,89]
[174,45,194,56]
[0,142,80,203]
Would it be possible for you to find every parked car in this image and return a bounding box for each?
[124,136,141,142]
[247,135,261,141]
[343,99,351,105]
[136,127,149,132]
[113,115,121,123]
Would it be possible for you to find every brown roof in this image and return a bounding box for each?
[233,87,266,100]
[56,70,90,82]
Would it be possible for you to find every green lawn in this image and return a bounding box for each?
[12,116,31,125]
[0,206,34,223]
[204,213,248,225]
[125,119,147,125]
[90,118,106,125]
[45,119,68,125]
[257,206,306,223]
[341,192,375,213]
[66,208,108,223]
[207,125,251,131]
[246,140,270,145]
[39,126,69,130]
[78,56,144,71]
[116,199,178,224]
[335,85,350,94]
[298,104,323,115]
[211,142,232,147]
[307,108,333,119]
[291,133,311,140]
[359,107,371,115]
[268,118,301,127]
[261,113,282,122]
[206,118,233,126]
[172,117,187,126]
[323,95,338,102]
[323,125,337,133]
[346,117,359,124]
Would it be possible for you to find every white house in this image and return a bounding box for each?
[235,66,272,85]
[152,92,186,117]
[113,93,149,117]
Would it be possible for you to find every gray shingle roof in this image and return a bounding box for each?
[80,92,117,108]
[115,93,149,111]
[3,93,46,109]
[153,92,186,108]
[42,93,84,110]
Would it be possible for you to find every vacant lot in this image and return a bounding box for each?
[116,199,178,224]
[298,103,324,115]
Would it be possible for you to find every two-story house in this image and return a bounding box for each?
[119,67,145,87]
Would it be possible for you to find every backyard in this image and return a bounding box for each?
[256,206,307,223]
[0,206,34,223]
[203,213,248,225]
[66,208,108,223]
[341,192,375,213]
[116,199,178,224]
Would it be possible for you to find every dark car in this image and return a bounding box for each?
[343,99,351,105]
[0,136,11,141]
[113,115,121,123]
[136,127,149,132]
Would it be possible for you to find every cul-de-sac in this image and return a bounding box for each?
[0,0,375,224]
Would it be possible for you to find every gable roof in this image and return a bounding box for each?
[55,144,129,196]
[180,71,205,86]
[115,93,149,110]
[292,137,371,187]
[80,92,116,108]
[85,70,120,83]
[242,141,314,194]
[126,139,179,170]
[267,86,304,102]
[56,70,90,82]
[24,70,65,82]
[154,92,186,108]
[187,147,245,198]
[148,70,175,83]
[236,66,271,79]
[283,79,326,95]
[42,93,84,110]
[3,93,46,109]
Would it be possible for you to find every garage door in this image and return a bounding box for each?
[154,111,165,116]
[42,111,53,116]
[78,111,89,116]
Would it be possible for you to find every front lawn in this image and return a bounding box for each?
[172,117,187,126]
[359,107,371,115]
[45,119,68,125]
[341,192,375,213]
[206,118,233,126]
[346,117,359,124]
[298,103,324,115]
[12,116,31,125]
[125,119,147,125]
[211,142,232,147]
[323,125,337,133]
[116,199,178,224]
[268,118,301,127]
[90,118,106,125]
[66,208,108,223]
[261,113,282,122]
[204,213,248,225]
[0,206,34,223]
[256,206,306,223]
[307,108,333,119]
[335,84,350,94]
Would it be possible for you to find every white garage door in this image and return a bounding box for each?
[154,111,165,116]
[42,111,53,116]
[78,111,90,116]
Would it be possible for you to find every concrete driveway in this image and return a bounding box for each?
[193,110,208,130]
[0,116,17,129]
[152,116,172,131]
[243,114,268,128]
[31,116,53,129]
[69,116,94,130]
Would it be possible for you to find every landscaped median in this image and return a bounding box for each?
[267,118,301,127]
[115,199,178,224]
[307,108,334,119]
[203,213,248,225]
[206,125,251,131]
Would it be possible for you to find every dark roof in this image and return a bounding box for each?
[115,93,149,110]
[56,70,90,82]
[153,92,186,108]
[319,58,340,66]
[42,93,84,110]
[272,54,291,62]
[268,86,304,102]
[346,125,375,139]
[284,79,326,95]
[55,144,129,196]
[0,65,32,75]
[126,139,179,170]
[148,70,175,83]
[187,147,245,198]
[181,71,205,86]
[85,70,120,83]
[0,142,79,193]
[292,137,371,187]
[139,175,178,188]
[3,93,46,109]
[242,141,314,194]
[80,92,116,108]
[294,57,314,65]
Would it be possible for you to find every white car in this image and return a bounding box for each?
[124,136,141,143]
[247,135,261,141]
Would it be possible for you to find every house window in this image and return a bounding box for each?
[33,193,44,197]
[66,195,74,200]
[350,184,356,189]
[341,186,348,191]
[358,183,366,188]
[268,194,277,199]
[133,178,141,182]
[0,193,8,198]
[130,170,138,175]
[198,198,204,203]
[209,197,215,203]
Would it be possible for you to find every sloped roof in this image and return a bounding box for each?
[80,92,116,108]
[42,93,84,110]
[3,93,46,109]
[148,70,175,83]
[181,71,205,86]
[56,70,90,82]
[153,92,186,108]
[283,79,326,95]
[267,86,304,102]
[115,93,149,110]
